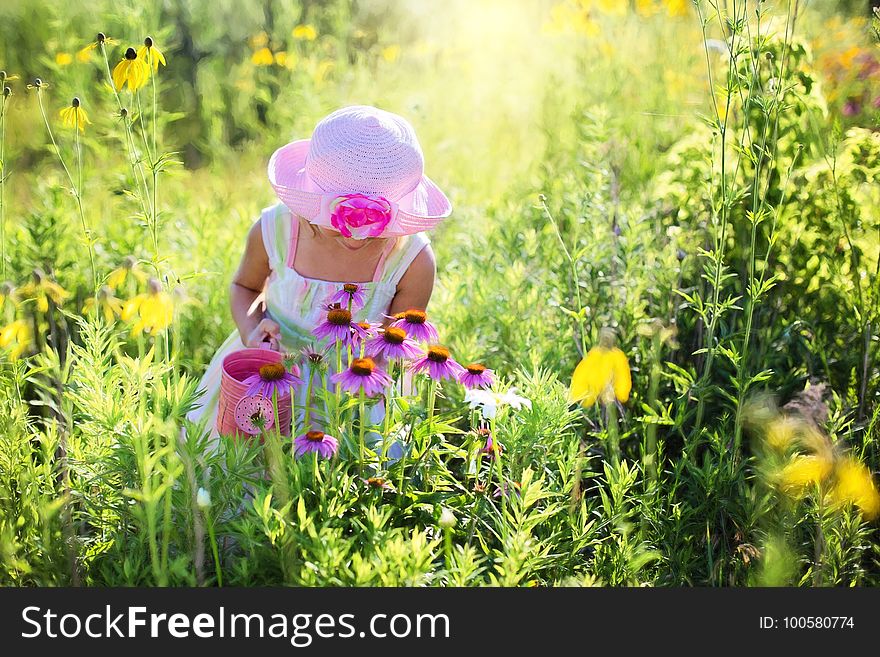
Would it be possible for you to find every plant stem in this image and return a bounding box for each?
[205,512,222,586]
[540,197,587,357]
[36,89,97,292]
[1,92,8,277]
[382,360,394,464]
[358,387,366,470]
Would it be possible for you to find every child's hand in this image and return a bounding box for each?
[245,318,281,350]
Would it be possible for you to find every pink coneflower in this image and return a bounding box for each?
[478,428,503,460]
[458,362,495,389]
[330,356,392,397]
[293,430,339,459]
[300,344,329,369]
[351,320,381,350]
[390,308,439,343]
[410,344,466,382]
[313,306,364,346]
[242,362,303,398]
[366,326,423,361]
[326,283,367,311]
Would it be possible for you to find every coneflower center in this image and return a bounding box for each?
[306,430,325,442]
[350,357,375,376]
[466,363,486,374]
[125,47,137,60]
[259,363,286,381]
[384,327,406,344]
[327,308,352,325]
[357,322,371,331]
[366,477,386,488]
[404,309,426,324]
[344,283,359,293]
[427,346,450,363]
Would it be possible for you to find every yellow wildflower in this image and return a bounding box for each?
[663,0,689,17]
[17,270,70,313]
[569,329,632,407]
[251,47,274,66]
[828,458,880,521]
[274,51,296,68]
[0,319,31,360]
[595,0,627,16]
[58,97,91,133]
[381,45,401,63]
[112,47,150,92]
[55,52,73,66]
[292,24,318,41]
[137,36,166,73]
[77,32,119,61]
[635,0,660,17]
[122,278,174,336]
[779,454,834,496]
[107,256,149,290]
[83,286,125,324]
[764,416,800,451]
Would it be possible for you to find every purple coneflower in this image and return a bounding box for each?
[390,308,439,343]
[330,356,392,397]
[410,344,466,382]
[326,283,367,311]
[478,428,504,460]
[351,320,381,351]
[300,344,329,369]
[366,326,423,361]
[313,306,364,346]
[293,430,339,459]
[242,362,303,398]
[458,362,495,389]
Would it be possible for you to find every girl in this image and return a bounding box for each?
[185,105,452,453]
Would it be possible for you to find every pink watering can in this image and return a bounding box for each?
[216,341,292,439]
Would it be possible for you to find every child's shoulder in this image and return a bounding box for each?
[256,203,292,267]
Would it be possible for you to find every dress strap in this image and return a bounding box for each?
[371,237,399,282]
[260,203,290,270]
[285,209,301,269]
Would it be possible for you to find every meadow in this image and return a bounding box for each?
[1,0,879,586]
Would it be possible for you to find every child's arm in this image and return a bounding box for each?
[230,219,282,349]
[382,244,436,397]
[385,244,437,321]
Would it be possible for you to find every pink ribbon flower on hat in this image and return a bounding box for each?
[329,193,393,239]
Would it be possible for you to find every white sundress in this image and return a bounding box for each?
[185,201,431,451]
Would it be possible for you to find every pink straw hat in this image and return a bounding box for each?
[268,105,452,239]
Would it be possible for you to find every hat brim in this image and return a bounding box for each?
[268,140,452,237]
